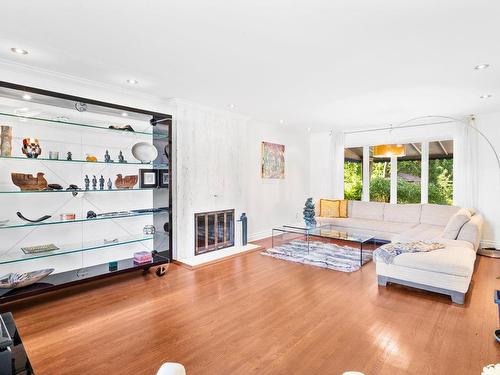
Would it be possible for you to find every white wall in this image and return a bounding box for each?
[474,112,500,247]
[173,100,311,259]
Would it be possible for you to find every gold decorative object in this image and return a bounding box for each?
[115,174,138,189]
[86,155,97,162]
[0,125,12,157]
[373,144,406,158]
[11,172,48,191]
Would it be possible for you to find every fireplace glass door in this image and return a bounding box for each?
[195,209,235,255]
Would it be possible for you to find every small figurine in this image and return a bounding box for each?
[107,178,113,190]
[66,151,72,161]
[84,175,90,190]
[104,150,112,163]
[92,175,97,190]
[99,175,105,190]
[118,150,127,163]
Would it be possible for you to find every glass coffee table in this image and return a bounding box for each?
[272,223,378,267]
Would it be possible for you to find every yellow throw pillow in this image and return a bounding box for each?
[319,199,348,218]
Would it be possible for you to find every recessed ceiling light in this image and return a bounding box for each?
[479,94,493,99]
[22,94,32,100]
[126,79,139,85]
[307,127,311,132]
[121,112,128,117]
[229,104,235,109]
[279,119,284,124]
[474,64,490,70]
[10,47,28,55]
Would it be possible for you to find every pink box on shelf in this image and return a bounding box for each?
[133,251,153,264]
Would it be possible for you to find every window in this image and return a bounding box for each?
[344,147,363,200]
[344,139,454,205]
[428,140,453,205]
[397,143,421,204]
[369,147,391,203]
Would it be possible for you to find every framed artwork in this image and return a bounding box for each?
[159,169,169,188]
[261,141,285,179]
[139,169,158,188]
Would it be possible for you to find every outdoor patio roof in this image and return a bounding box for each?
[345,140,453,162]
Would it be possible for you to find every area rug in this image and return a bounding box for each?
[261,240,373,272]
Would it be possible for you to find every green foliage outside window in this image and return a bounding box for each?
[343,158,453,205]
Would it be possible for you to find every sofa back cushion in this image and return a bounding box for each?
[350,201,384,221]
[420,204,460,226]
[383,203,422,223]
[442,208,472,240]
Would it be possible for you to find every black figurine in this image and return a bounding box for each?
[99,175,105,190]
[107,178,113,190]
[87,210,97,219]
[84,175,90,190]
[118,151,126,163]
[67,151,72,161]
[92,175,97,190]
[104,150,112,163]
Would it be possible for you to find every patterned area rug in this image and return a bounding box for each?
[261,240,373,272]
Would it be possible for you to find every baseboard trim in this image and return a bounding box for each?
[248,229,272,242]
[480,239,500,249]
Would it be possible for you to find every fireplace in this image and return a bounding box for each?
[195,209,235,255]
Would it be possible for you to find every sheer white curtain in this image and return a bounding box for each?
[453,117,478,208]
[330,131,345,199]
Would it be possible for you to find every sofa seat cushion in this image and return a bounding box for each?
[391,239,476,277]
[318,217,417,234]
[393,224,444,242]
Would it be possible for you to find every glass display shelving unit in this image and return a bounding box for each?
[0,81,172,304]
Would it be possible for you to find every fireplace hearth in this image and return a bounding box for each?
[195,209,235,255]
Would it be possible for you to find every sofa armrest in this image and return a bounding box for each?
[457,213,483,250]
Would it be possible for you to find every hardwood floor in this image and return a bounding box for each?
[4,238,500,375]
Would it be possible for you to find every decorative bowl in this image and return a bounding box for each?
[115,174,138,189]
[11,172,48,191]
[0,268,55,289]
[132,142,158,163]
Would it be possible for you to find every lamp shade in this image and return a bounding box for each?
[372,144,406,158]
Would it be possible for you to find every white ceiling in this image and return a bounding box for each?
[0,0,499,130]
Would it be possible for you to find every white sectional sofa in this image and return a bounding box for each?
[317,201,483,304]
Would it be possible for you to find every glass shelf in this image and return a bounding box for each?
[0,187,168,194]
[0,155,168,169]
[0,233,154,264]
[0,112,168,139]
[0,208,169,229]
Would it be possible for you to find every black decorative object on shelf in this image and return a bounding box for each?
[108,124,135,132]
[107,178,113,190]
[47,183,63,190]
[104,150,112,162]
[118,150,127,163]
[158,169,169,188]
[67,151,72,160]
[16,212,51,223]
[99,175,105,190]
[87,210,97,219]
[139,169,158,188]
[84,175,90,190]
[92,175,97,190]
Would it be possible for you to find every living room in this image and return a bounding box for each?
[0,1,499,375]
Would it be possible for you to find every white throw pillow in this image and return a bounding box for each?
[442,208,472,239]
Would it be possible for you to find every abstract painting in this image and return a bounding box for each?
[261,142,285,179]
